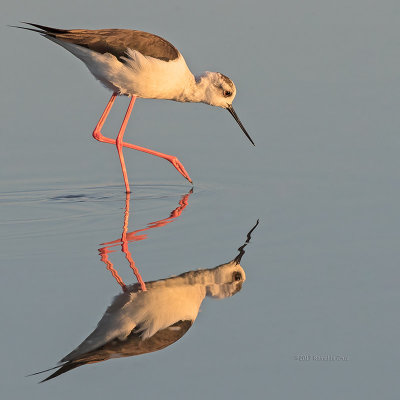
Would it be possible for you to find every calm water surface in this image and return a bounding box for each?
[1,173,400,399]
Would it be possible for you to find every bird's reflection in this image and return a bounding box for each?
[32,191,258,382]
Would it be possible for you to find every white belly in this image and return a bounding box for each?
[48,37,195,100]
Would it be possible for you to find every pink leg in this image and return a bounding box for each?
[116,97,136,193]
[93,93,193,191]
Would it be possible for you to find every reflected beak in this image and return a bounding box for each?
[227,105,255,146]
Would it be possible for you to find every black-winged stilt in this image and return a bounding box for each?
[14,23,254,192]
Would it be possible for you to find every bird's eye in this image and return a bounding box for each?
[233,271,242,281]
[223,90,232,97]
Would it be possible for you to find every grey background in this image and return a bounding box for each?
[1,0,400,399]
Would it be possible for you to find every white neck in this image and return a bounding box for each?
[178,72,215,104]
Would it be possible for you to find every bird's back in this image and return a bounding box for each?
[21,24,180,62]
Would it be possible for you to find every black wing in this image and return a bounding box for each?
[17,23,180,62]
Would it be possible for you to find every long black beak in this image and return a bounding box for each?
[234,219,260,264]
[227,105,255,146]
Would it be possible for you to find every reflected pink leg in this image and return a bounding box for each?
[99,189,192,291]
[93,94,193,191]
[121,193,147,291]
[99,247,128,292]
[98,192,147,292]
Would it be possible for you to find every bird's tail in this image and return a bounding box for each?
[9,22,69,36]
[26,361,84,383]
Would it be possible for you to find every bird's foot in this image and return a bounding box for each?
[168,156,193,184]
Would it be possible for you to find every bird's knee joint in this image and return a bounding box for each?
[93,130,101,141]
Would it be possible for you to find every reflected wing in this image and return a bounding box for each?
[40,320,192,382]
[60,290,138,362]
[77,319,192,361]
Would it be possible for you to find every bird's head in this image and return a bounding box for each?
[205,262,246,299]
[200,71,237,108]
[198,72,255,146]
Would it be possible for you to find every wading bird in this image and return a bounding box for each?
[14,23,254,192]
